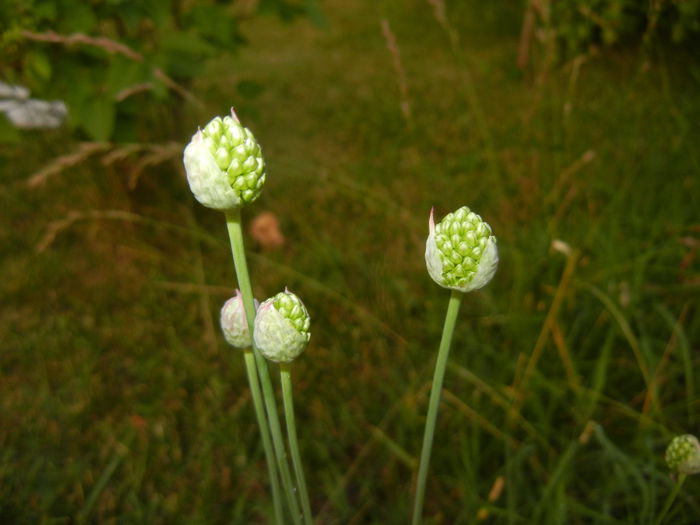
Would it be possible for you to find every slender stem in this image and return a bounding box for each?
[412,290,463,525]
[280,363,313,525]
[654,473,686,525]
[243,349,285,525]
[225,208,302,525]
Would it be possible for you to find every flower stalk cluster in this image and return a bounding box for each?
[184,110,312,525]
[185,110,506,525]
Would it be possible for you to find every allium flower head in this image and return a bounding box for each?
[666,434,700,475]
[254,289,311,363]
[220,290,256,348]
[425,206,498,293]
[183,109,266,210]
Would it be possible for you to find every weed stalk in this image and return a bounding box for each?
[281,362,313,525]
[226,208,302,525]
[412,290,462,524]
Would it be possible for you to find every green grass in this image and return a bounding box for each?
[2,1,700,523]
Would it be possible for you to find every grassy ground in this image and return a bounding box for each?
[2,1,700,523]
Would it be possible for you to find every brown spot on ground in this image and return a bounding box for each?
[249,211,285,251]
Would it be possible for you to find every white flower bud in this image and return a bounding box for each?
[666,434,700,475]
[220,290,255,348]
[183,109,266,210]
[425,206,498,293]
[254,290,311,363]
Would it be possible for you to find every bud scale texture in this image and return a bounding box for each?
[254,290,311,363]
[183,111,266,210]
[425,206,498,293]
[666,434,700,475]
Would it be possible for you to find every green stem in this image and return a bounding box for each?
[280,363,313,525]
[243,349,285,525]
[654,473,686,525]
[412,290,463,525]
[225,208,302,525]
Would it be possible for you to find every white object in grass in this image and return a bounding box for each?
[425,206,498,293]
[183,108,266,210]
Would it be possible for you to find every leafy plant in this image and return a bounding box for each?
[0,0,317,142]
[531,0,700,60]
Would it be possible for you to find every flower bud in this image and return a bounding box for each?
[183,109,266,210]
[254,289,310,363]
[425,206,498,293]
[666,434,700,475]
[220,290,256,348]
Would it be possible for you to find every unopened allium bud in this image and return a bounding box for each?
[666,434,700,475]
[220,290,256,348]
[254,290,310,363]
[425,206,498,293]
[183,109,266,210]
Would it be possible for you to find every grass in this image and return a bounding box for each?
[2,0,700,523]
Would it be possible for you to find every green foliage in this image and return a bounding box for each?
[2,1,700,523]
[540,0,700,59]
[0,0,316,142]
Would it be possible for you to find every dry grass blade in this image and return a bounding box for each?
[26,142,110,188]
[380,19,413,126]
[28,141,182,190]
[546,149,596,207]
[35,209,144,253]
[510,243,580,416]
[21,30,144,61]
[20,30,203,107]
[183,206,218,355]
[476,475,505,521]
[427,0,459,47]
[152,69,204,108]
[123,142,183,189]
[517,1,539,70]
[115,83,154,102]
[154,281,234,296]
[442,389,519,449]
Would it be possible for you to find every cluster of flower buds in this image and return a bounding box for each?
[220,289,311,363]
[183,109,266,210]
[188,112,499,366]
[185,111,312,362]
[425,206,498,293]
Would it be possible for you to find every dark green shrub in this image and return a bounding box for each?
[539,0,700,59]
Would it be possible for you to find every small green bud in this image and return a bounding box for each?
[183,109,266,210]
[220,290,256,349]
[666,434,700,475]
[254,289,311,363]
[425,206,498,292]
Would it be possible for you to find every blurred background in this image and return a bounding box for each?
[2,0,699,523]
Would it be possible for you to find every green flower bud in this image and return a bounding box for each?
[425,206,498,293]
[666,434,700,475]
[183,109,266,210]
[220,290,257,349]
[254,289,310,363]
